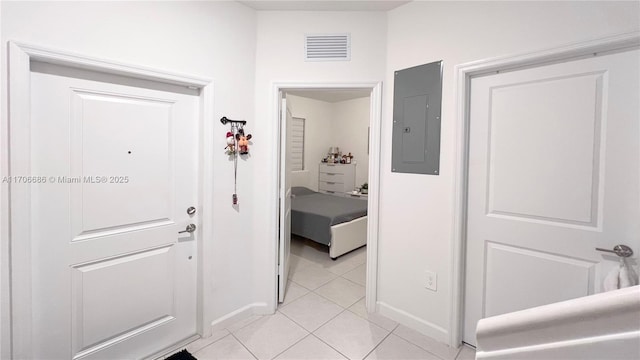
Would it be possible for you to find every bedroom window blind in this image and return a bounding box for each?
[291,117,305,171]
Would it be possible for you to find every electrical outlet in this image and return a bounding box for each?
[425,270,437,291]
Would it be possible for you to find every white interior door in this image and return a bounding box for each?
[278,96,292,303]
[29,63,199,358]
[463,49,640,345]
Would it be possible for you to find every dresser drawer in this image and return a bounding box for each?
[319,172,345,182]
[319,163,347,175]
[318,181,345,193]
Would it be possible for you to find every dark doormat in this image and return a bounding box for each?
[165,349,197,360]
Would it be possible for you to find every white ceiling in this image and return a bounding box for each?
[286,89,370,103]
[239,1,410,12]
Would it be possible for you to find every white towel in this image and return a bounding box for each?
[619,261,639,287]
[603,259,639,291]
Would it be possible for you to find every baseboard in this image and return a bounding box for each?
[377,301,449,344]
[210,302,271,332]
[476,331,640,359]
[250,302,272,315]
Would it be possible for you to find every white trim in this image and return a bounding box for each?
[4,41,215,358]
[475,286,640,359]
[271,81,383,314]
[477,331,640,360]
[198,82,215,339]
[377,301,448,343]
[450,32,640,347]
[366,82,382,312]
[0,5,7,358]
[12,42,209,88]
[209,302,269,331]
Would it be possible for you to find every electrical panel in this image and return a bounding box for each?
[392,61,443,175]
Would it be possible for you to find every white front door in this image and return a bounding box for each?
[278,96,292,302]
[463,49,640,345]
[29,63,199,358]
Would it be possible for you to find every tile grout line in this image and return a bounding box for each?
[268,332,313,360]
[311,283,365,309]
[338,271,367,287]
[226,315,265,335]
[453,344,463,360]
[361,326,395,360]
[309,330,352,360]
[185,332,224,355]
[390,327,451,360]
[455,343,477,360]
[229,332,259,360]
[309,306,393,360]
[281,283,386,338]
[288,278,311,291]
[290,269,338,291]
[278,306,346,336]
[291,244,383,359]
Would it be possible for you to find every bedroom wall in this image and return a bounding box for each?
[0,1,257,348]
[287,94,370,191]
[253,10,386,313]
[380,0,640,344]
[331,96,370,189]
[286,94,334,191]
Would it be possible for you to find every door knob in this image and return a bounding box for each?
[179,224,196,234]
[187,206,196,215]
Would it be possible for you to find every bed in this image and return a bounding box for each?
[291,186,368,259]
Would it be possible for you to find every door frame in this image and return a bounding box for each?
[272,81,383,313]
[450,32,640,346]
[3,41,216,358]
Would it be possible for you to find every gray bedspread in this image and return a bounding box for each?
[291,187,367,246]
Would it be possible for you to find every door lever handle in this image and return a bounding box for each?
[596,244,633,257]
[179,224,196,234]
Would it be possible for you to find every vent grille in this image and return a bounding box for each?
[304,34,351,61]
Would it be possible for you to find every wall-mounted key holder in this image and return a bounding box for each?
[221,116,251,205]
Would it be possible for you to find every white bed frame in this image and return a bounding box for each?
[329,216,368,259]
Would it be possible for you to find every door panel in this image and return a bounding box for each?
[487,73,603,226]
[71,90,173,235]
[278,96,292,303]
[30,66,198,359]
[71,245,175,354]
[483,242,594,317]
[463,49,640,345]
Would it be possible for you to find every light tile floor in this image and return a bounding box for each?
[172,236,477,360]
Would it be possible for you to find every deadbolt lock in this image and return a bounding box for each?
[187,206,196,215]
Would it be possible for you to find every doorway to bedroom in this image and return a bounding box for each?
[274,83,383,318]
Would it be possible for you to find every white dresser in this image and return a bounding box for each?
[318,163,356,196]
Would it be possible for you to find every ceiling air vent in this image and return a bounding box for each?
[304,34,351,62]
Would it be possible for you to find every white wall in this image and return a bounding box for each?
[287,94,333,191]
[0,1,257,351]
[331,96,370,188]
[252,10,386,312]
[4,2,638,356]
[379,0,640,344]
[287,94,370,191]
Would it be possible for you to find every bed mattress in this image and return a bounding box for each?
[291,188,367,246]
